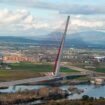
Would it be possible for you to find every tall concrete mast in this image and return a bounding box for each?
[54,16,70,76]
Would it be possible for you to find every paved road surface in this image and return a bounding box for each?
[63,65,95,74]
[0,65,92,87]
[0,76,55,87]
[0,73,87,87]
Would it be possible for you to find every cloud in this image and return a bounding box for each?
[0,0,105,38]
[60,5,105,15]
[0,9,104,36]
[0,9,52,36]
[66,16,105,34]
[0,0,105,15]
[71,17,103,28]
[0,9,29,24]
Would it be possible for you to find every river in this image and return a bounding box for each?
[0,84,105,99]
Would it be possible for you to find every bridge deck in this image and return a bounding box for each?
[0,76,55,87]
[0,73,88,87]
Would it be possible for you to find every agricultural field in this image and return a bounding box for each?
[0,70,44,81]
[0,62,79,81]
[9,62,79,73]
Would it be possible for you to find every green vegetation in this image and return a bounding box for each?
[60,67,79,73]
[0,63,79,81]
[74,76,89,81]
[0,70,44,81]
[95,68,105,73]
[9,62,79,73]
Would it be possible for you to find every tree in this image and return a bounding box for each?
[82,95,89,101]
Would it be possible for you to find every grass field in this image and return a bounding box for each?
[0,63,79,81]
[9,62,79,73]
[0,70,44,81]
[96,68,105,73]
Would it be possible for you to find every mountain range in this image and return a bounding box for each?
[0,30,105,49]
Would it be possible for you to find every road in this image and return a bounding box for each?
[0,65,92,87]
[0,76,55,87]
[0,73,87,87]
[62,65,95,74]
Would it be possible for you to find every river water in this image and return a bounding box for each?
[0,84,105,99]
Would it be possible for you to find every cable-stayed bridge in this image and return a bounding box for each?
[0,16,89,87]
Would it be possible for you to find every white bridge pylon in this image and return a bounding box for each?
[53,16,70,76]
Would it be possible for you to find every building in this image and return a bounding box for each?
[2,52,38,63]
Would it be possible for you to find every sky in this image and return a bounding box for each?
[0,0,105,37]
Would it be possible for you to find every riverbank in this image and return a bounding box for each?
[0,87,69,105]
[42,96,105,105]
[0,84,105,104]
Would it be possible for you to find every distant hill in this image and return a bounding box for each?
[0,30,105,49]
[0,36,36,44]
[45,30,105,49]
[68,30,105,44]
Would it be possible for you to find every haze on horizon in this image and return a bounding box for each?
[0,0,105,39]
